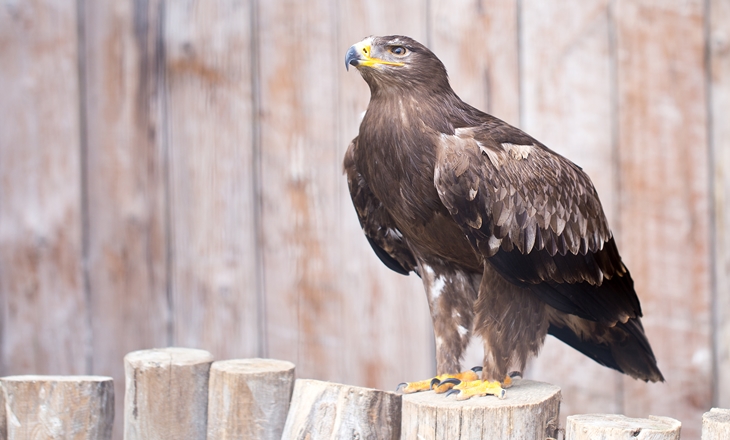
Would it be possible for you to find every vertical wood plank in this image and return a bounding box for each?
[165,0,260,358]
[520,0,623,422]
[0,0,87,375]
[258,0,344,383]
[82,2,169,438]
[615,0,711,437]
[430,0,520,126]
[335,1,434,388]
[709,0,730,409]
[429,0,520,371]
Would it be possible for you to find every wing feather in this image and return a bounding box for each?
[435,124,640,325]
[345,137,417,275]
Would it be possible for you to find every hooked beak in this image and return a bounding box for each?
[345,37,405,71]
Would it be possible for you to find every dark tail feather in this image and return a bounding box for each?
[548,317,664,382]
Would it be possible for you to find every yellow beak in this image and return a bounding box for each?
[345,38,405,70]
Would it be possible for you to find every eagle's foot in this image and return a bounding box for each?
[445,379,505,400]
[396,367,481,394]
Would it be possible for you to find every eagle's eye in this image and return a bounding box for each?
[389,45,408,56]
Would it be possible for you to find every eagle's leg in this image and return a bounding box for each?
[396,262,480,394]
[443,264,550,400]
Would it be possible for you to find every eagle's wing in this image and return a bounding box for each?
[434,124,640,327]
[345,137,417,275]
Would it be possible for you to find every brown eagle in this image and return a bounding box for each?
[344,35,663,398]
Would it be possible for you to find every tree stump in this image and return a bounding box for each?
[206,358,295,440]
[124,347,214,440]
[566,414,681,440]
[702,408,730,439]
[400,379,560,440]
[0,375,114,440]
[281,379,402,439]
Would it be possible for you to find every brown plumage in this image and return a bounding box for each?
[344,35,663,384]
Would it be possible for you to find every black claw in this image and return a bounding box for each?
[439,378,462,387]
[445,388,461,397]
[430,378,441,389]
[396,382,407,393]
[508,371,522,379]
[471,366,483,373]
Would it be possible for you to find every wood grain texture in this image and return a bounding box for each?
[0,0,87,375]
[335,0,434,390]
[566,414,681,440]
[124,347,213,440]
[615,1,711,437]
[257,0,344,384]
[281,379,402,440]
[520,0,623,422]
[82,2,169,439]
[401,380,561,440]
[206,358,295,440]
[164,0,260,358]
[1,375,114,440]
[430,0,520,126]
[702,408,730,440]
[709,0,730,409]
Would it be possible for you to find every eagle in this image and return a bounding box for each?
[343,35,663,399]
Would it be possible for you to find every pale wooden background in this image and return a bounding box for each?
[0,0,728,438]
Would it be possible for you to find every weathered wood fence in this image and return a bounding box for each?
[0,347,728,439]
[2,1,730,439]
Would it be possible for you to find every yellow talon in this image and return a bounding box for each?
[450,379,505,400]
[396,369,481,394]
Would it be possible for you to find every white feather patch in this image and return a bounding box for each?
[501,143,533,160]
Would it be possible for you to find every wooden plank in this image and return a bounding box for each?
[430,0,520,126]
[0,0,87,375]
[428,0,520,375]
[257,0,344,383]
[401,380,560,440]
[335,1,433,391]
[520,0,624,422]
[615,0,711,437]
[1,375,114,440]
[81,2,169,438]
[124,348,214,440]
[164,0,260,358]
[709,0,730,409]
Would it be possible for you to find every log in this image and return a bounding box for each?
[124,347,214,440]
[0,375,114,439]
[566,414,681,440]
[702,408,730,439]
[400,379,560,439]
[206,358,295,440]
[281,379,402,439]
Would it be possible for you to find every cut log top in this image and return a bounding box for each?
[702,408,730,440]
[212,358,295,374]
[124,346,214,366]
[2,375,113,382]
[566,414,681,440]
[402,379,560,409]
[401,380,561,440]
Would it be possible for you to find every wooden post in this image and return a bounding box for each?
[566,414,681,440]
[0,375,114,440]
[124,347,214,440]
[281,379,402,439]
[206,359,295,440]
[400,380,560,440]
[702,408,730,439]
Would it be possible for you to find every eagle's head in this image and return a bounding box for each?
[345,35,450,93]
